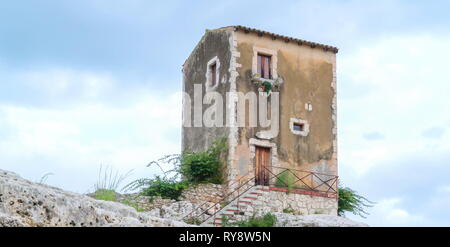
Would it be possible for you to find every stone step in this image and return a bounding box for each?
[221,213,235,217]
[200,185,272,227]
[225,209,240,213]
[207,222,222,226]
[228,205,247,211]
[255,185,270,189]
[249,192,264,196]
[235,200,252,205]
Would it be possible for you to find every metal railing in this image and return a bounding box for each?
[201,176,256,226]
[182,172,254,223]
[263,166,338,194]
[182,166,338,225]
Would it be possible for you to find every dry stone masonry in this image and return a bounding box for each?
[263,190,337,215]
[201,185,337,226]
[180,183,225,204]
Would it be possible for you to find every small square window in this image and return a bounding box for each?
[290,118,309,136]
[293,123,304,132]
[257,54,272,79]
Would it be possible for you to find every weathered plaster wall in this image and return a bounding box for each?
[233,30,337,183]
[182,27,337,192]
[182,29,232,154]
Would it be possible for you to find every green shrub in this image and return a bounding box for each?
[123,137,227,201]
[181,137,227,184]
[338,186,375,218]
[94,189,117,201]
[93,165,132,202]
[121,196,145,212]
[95,165,132,192]
[282,207,296,214]
[142,176,190,200]
[181,152,221,183]
[184,217,202,225]
[274,170,295,192]
[221,215,230,226]
[226,213,277,227]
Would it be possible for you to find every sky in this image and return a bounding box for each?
[1,0,450,226]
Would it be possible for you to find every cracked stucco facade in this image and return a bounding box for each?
[182,27,337,197]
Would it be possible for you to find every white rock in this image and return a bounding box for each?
[0,169,194,227]
[0,212,28,227]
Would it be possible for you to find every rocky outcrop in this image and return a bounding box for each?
[0,169,193,227]
[274,213,369,227]
[0,169,368,227]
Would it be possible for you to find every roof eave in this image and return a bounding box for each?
[232,25,338,54]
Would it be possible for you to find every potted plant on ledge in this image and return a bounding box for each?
[250,73,283,95]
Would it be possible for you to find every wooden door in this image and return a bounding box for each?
[255,146,271,185]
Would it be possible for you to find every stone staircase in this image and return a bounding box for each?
[200,185,270,227]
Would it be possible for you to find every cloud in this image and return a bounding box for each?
[0,69,182,193]
[437,185,450,193]
[338,33,450,226]
[339,33,450,175]
[347,197,427,226]
[2,0,450,226]
[422,127,445,139]
[363,131,385,141]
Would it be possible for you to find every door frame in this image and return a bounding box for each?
[249,138,278,186]
[255,146,271,185]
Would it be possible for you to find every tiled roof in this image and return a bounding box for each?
[231,25,338,53]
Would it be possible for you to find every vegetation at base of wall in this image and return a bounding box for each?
[222,213,277,227]
[274,170,296,192]
[338,186,375,218]
[123,137,227,200]
[282,207,296,214]
[141,177,190,200]
[220,201,230,208]
[181,137,227,184]
[221,215,231,226]
[121,197,145,212]
[184,217,202,225]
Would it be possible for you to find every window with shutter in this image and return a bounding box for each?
[257,54,272,79]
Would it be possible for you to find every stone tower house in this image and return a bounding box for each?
[182,26,338,222]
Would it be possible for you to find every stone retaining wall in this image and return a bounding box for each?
[180,183,225,204]
[116,193,176,212]
[262,189,338,216]
[115,183,225,212]
[240,187,337,219]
